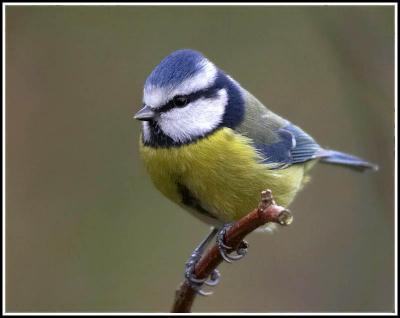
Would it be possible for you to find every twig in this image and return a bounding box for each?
[171,190,293,313]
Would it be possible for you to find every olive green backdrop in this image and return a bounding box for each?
[6,5,395,313]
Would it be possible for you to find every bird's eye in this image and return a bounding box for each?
[173,95,189,107]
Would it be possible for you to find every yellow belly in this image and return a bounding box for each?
[139,128,315,224]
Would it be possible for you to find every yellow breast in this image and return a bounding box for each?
[139,128,314,224]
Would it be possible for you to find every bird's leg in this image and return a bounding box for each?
[184,227,221,296]
[217,223,249,263]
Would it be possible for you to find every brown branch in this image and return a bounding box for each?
[171,190,293,313]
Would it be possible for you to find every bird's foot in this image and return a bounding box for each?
[184,253,220,296]
[184,228,220,296]
[217,223,249,263]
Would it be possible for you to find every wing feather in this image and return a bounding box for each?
[235,89,322,168]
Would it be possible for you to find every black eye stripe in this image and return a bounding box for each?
[156,87,220,113]
[173,95,189,107]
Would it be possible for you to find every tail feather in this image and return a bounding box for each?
[318,149,379,172]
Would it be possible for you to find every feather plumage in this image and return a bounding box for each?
[137,49,377,227]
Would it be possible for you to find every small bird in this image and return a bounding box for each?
[134,49,377,294]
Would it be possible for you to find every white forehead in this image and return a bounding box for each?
[143,60,218,108]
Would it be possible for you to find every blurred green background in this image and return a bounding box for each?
[6,5,395,313]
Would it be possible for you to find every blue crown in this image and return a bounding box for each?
[145,49,207,89]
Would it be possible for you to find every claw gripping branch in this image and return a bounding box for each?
[171,190,293,313]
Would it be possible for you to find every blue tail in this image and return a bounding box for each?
[318,149,378,172]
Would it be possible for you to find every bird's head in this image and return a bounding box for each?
[135,49,244,147]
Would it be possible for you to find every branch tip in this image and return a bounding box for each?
[278,209,293,226]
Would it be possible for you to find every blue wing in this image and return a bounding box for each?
[254,123,377,171]
[235,89,377,171]
[254,123,322,168]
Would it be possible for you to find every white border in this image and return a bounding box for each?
[1,2,398,5]
[2,2,397,316]
[394,2,398,316]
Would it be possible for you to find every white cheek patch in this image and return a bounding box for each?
[157,89,228,143]
[143,60,217,109]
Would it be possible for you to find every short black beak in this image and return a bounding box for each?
[134,105,156,121]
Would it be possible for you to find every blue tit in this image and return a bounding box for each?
[134,49,377,293]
